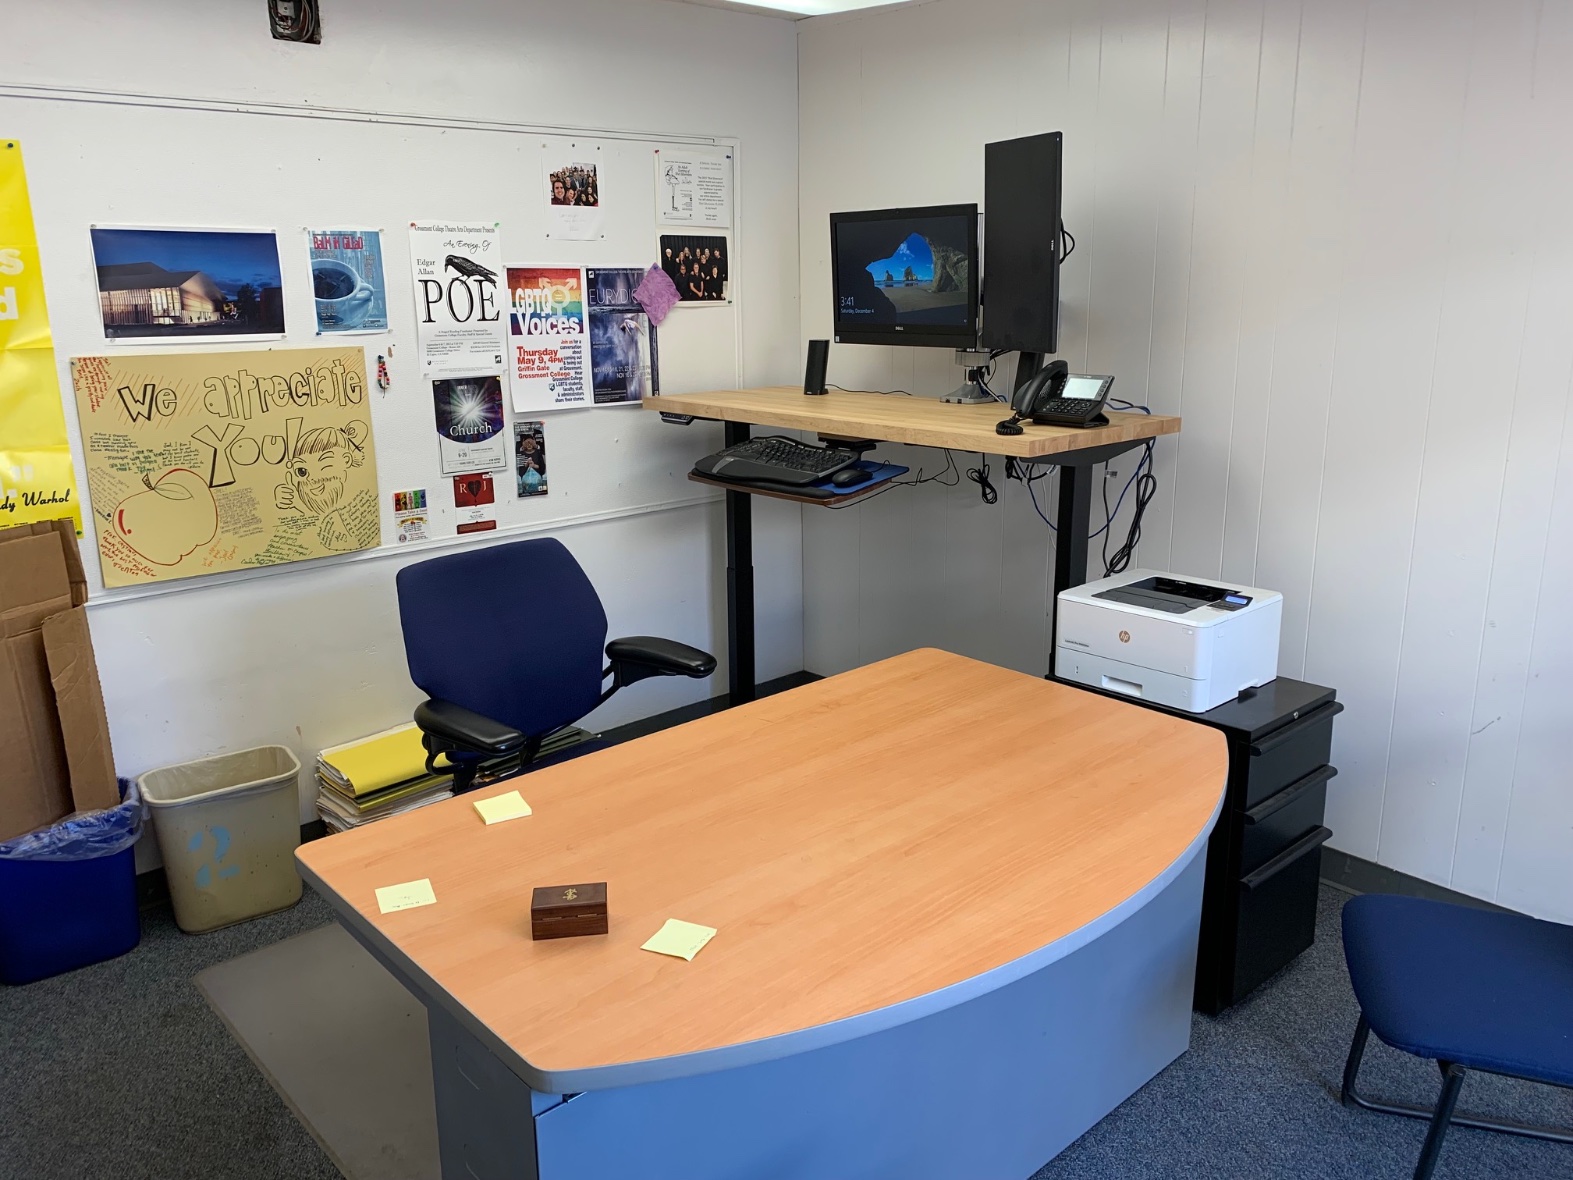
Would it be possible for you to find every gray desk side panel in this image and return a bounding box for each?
[426,852,1204,1180]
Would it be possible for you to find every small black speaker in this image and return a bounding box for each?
[804,339,829,395]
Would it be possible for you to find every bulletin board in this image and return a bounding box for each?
[7,97,744,597]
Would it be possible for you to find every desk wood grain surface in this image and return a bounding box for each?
[646,386,1180,458]
[297,650,1225,1077]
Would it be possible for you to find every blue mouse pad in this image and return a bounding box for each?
[691,460,909,500]
[812,461,908,496]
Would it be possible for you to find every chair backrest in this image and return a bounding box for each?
[396,538,608,739]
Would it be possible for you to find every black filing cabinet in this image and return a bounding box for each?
[1068,676,1341,1014]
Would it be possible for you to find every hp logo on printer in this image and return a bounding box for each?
[1119,630,1131,643]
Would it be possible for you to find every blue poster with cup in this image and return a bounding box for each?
[308,228,388,333]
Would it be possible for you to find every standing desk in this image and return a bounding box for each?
[646,386,1180,702]
[296,649,1226,1180]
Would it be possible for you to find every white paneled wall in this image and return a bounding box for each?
[798,0,1573,920]
[4,0,804,842]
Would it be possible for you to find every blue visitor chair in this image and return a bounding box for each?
[396,537,716,792]
[1340,893,1573,1179]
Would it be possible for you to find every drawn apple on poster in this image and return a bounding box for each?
[111,468,219,566]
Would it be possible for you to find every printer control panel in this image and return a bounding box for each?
[1093,576,1253,615]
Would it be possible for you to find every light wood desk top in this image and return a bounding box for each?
[647,385,1180,458]
[297,650,1225,1090]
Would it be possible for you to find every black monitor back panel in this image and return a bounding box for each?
[982,132,1063,356]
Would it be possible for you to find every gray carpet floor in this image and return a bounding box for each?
[2,883,1569,1180]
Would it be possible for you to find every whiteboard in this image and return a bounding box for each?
[6,93,743,600]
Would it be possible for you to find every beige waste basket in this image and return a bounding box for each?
[137,746,303,933]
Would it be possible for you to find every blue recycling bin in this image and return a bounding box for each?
[0,781,144,985]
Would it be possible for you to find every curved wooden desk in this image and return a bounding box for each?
[298,650,1226,1179]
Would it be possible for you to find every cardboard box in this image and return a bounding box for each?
[0,519,119,842]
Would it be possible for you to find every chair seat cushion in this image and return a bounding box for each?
[524,736,614,773]
[1342,894,1573,1085]
[452,736,614,794]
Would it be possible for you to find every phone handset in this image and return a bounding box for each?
[996,360,1069,436]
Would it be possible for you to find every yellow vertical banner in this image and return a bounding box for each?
[0,139,81,531]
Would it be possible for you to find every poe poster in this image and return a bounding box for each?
[68,347,380,588]
[585,268,658,405]
[431,375,507,474]
[506,266,590,413]
[0,139,81,531]
[308,228,388,334]
[408,222,505,377]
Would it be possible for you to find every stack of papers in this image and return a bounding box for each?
[314,723,597,832]
[317,724,454,832]
[319,723,447,799]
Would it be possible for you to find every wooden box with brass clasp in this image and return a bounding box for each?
[530,882,609,940]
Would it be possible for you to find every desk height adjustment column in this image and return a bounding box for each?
[1054,463,1093,605]
[723,421,756,705]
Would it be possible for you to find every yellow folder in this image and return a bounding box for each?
[319,723,448,798]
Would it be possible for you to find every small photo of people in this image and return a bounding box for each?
[548,162,600,208]
[660,235,729,303]
[515,421,548,497]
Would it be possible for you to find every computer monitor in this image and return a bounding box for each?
[981,132,1063,356]
[829,204,979,349]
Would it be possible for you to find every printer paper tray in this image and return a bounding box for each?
[1056,649,1217,714]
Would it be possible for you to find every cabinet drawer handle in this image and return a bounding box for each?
[1240,826,1332,891]
[1249,701,1344,757]
[1243,765,1338,825]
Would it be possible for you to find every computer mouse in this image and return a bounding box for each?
[830,467,866,488]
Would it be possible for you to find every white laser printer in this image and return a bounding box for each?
[1056,570,1283,713]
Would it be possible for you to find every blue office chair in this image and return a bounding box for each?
[1340,893,1573,1180]
[396,538,716,792]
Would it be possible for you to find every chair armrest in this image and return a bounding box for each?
[606,636,717,688]
[413,698,526,757]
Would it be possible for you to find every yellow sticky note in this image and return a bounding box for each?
[375,879,436,914]
[641,919,717,961]
[473,790,533,825]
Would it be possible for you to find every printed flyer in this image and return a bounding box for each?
[431,375,507,474]
[0,139,81,530]
[408,221,505,377]
[654,150,733,228]
[543,147,605,241]
[514,421,547,497]
[392,488,428,544]
[585,267,659,406]
[452,472,496,534]
[505,266,591,413]
[91,227,286,341]
[308,228,389,333]
[660,235,729,303]
[69,347,380,587]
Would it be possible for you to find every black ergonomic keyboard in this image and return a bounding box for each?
[693,435,860,487]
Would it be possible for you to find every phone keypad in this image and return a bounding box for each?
[1043,399,1099,416]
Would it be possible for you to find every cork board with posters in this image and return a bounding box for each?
[69,347,379,587]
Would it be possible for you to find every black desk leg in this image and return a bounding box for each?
[1049,461,1095,674]
[724,421,756,706]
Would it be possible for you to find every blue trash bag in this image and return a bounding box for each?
[0,778,145,862]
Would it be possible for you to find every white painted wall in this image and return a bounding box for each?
[3,0,804,851]
[798,0,1573,920]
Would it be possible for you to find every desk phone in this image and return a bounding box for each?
[996,361,1116,435]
